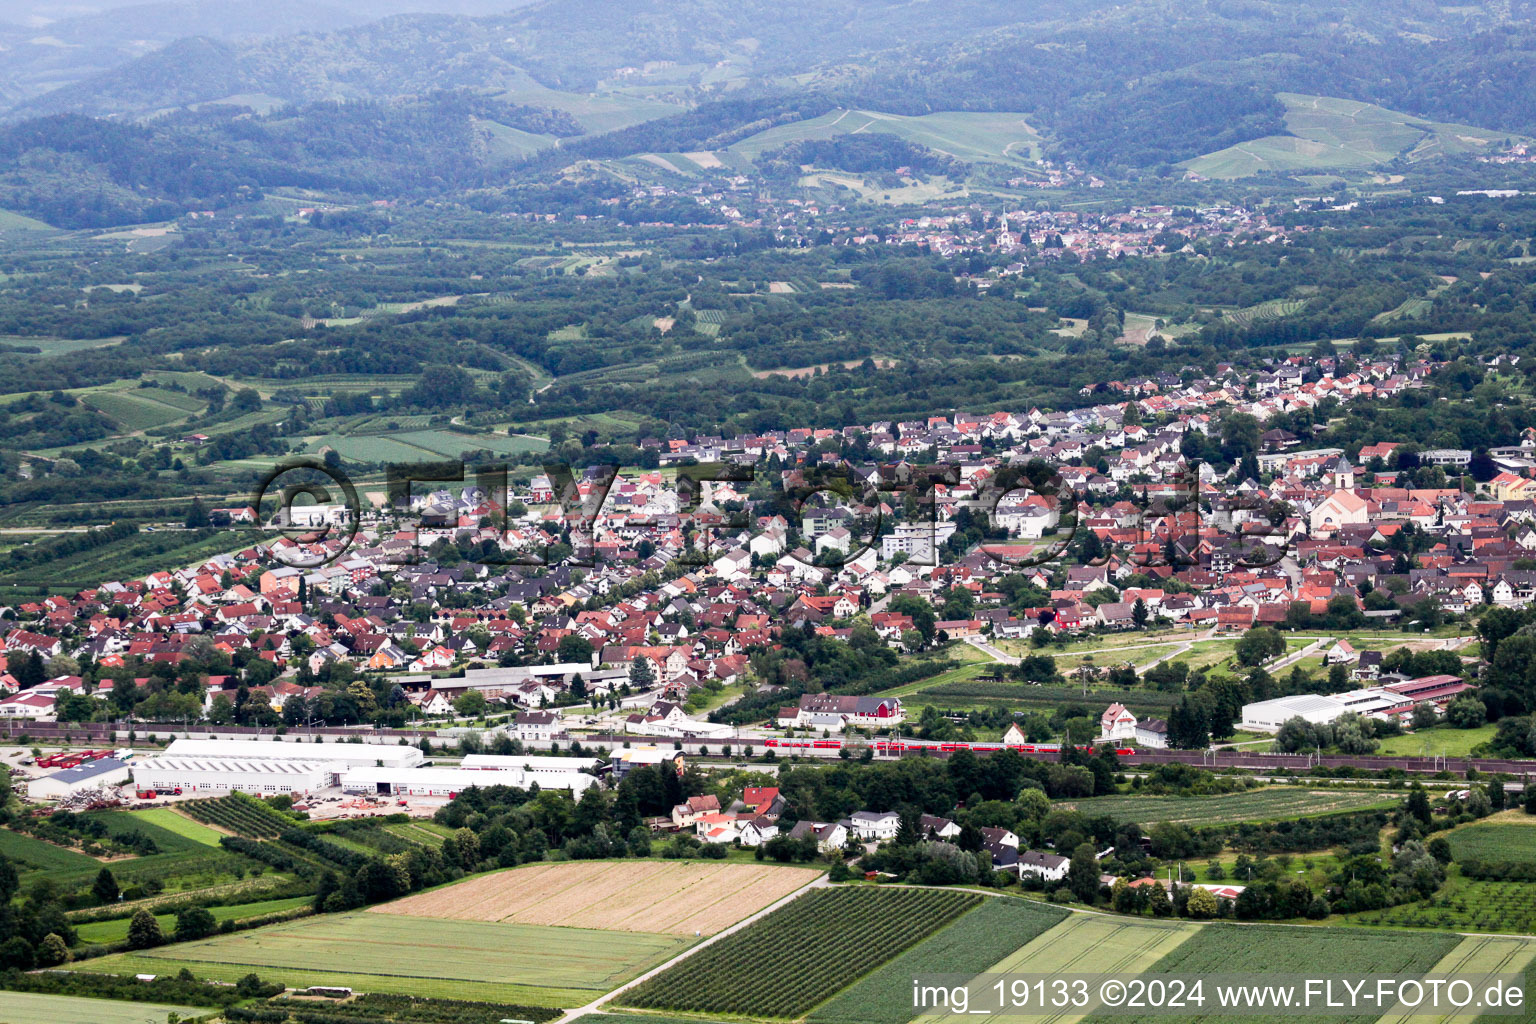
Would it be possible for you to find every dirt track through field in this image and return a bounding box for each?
[369,860,820,935]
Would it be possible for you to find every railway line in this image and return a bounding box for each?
[590,733,1536,778]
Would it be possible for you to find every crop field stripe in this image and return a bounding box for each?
[1057,788,1396,827]
[0,991,210,1024]
[1079,922,1461,1024]
[810,897,1070,1024]
[1372,936,1536,1024]
[914,916,1200,1024]
[373,861,820,935]
[75,952,593,1006]
[80,910,689,1004]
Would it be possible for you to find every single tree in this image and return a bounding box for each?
[126,908,163,949]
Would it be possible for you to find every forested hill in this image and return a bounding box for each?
[9,0,1536,179]
[0,95,582,229]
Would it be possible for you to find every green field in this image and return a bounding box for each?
[0,991,208,1024]
[0,208,55,232]
[85,809,225,853]
[1058,788,1397,827]
[623,887,982,1018]
[75,896,313,945]
[811,897,1068,1024]
[117,808,226,847]
[80,387,207,431]
[1376,935,1536,1024]
[1186,93,1524,178]
[915,915,1199,1024]
[0,335,124,356]
[1447,818,1536,864]
[1375,724,1496,756]
[727,108,1041,166]
[0,827,101,875]
[82,911,690,1006]
[1078,923,1461,1024]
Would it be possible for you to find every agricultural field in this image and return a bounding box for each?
[1058,788,1398,828]
[181,793,297,837]
[1077,923,1459,1024]
[0,827,101,877]
[73,895,313,945]
[810,897,1068,1024]
[0,992,209,1024]
[1356,875,1536,934]
[909,682,1181,716]
[727,108,1041,166]
[621,886,982,1018]
[1374,935,1536,1024]
[1185,93,1524,178]
[911,915,1198,1024]
[81,911,688,1007]
[1447,817,1536,864]
[1220,298,1308,328]
[80,386,207,432]
[117,807,225,847]
[372,860,819,935]
[1375,724,1496,757]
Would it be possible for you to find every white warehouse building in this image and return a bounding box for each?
[340,764,601,798]
[460,753,603,783]
[163,737,424,770]
[131,756,334,796]
[1240,693,1349,732]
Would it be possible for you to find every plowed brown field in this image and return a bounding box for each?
[369,860,819,935]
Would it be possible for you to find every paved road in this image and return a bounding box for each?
[963,635,1019,665]
[554,873,829,1024]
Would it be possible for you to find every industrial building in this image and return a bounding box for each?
[459,753,603,784]
[131,756,334,796]
[162,737,424,769]
[1241,693,1351,732]
[340,763,600,798]
[1241,678,1468,733]
[27,757,131,801]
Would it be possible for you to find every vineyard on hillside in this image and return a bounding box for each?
[621,886,982,1017]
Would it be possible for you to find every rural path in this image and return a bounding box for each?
[554,873,831,1024]
[963,634,1019,666]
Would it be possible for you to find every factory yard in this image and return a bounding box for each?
[370,859,820,934]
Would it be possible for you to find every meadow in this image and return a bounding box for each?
[73,896,313,945]
[810,897,1068,1024]
[622,887,982,1018]
[1375,724,1496,757]
[119,807,226,847]
[0,992,209,1024]
[81,911,690,1006]
[1185,92,1524,178]
[1057,788,1397,827]
[727,108,1041,166]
